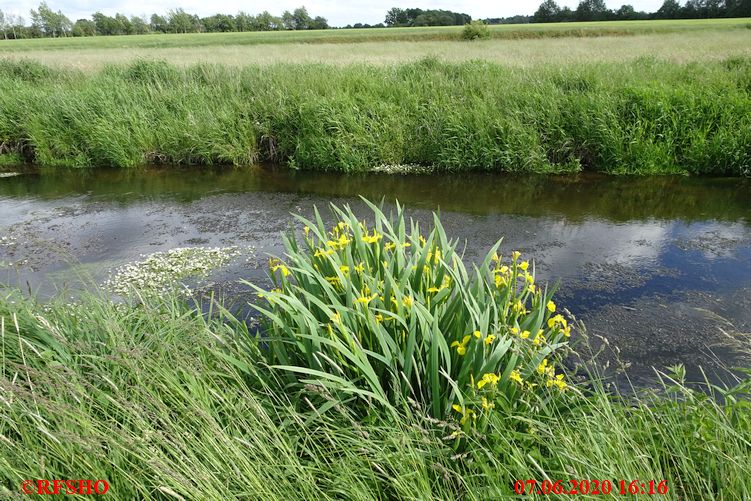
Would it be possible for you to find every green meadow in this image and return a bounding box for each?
[1,18,748,51]
[0,19,749,69]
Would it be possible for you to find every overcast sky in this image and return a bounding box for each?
[0,0,665,26]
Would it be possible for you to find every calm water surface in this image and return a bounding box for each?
[1,166,750,387]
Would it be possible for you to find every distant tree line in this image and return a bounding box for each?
[384,8,472,27]
[483,16,533,25]
[532,0,751,23]
[0,2,328,39]
[341,22,386,29]
[2,0,750,40]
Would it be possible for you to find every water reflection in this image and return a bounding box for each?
[1,165,750,386]
[1,165,749,222]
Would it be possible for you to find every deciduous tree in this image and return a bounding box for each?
[72,18,96,36]
[533,0,562,22]
[30,2,71,37]
[574,0,610,21]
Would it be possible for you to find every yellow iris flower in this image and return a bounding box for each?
[481,397,495,411]
[477,372,500,389]
[271,264,290,277]
[355,294,377,305]
[451,334,471,356]
[532,330,546,346]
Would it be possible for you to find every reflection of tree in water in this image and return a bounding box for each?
[1,168,749,223]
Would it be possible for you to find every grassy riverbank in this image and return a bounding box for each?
[2,202,751,499]
[1,294,750,499]
[1,58,750,174]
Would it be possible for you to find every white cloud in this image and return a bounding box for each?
[0,0,666,27]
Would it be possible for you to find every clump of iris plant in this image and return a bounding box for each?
[249,199,574,437]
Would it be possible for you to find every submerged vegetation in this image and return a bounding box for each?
[0,57,750,175]
[104,246,242,298]
[1,202,750,499]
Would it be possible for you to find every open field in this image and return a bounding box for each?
[1,18,749,51]
[0,19,749,70]
[0,30,749,70]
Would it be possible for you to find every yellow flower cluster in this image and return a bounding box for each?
[427,275,452,294]
[362,229,383,244]
[451,330,498,356]
[326,233,352,250]
[384,241,411,251]
[547,374,567,390]
[426,249,442,265]
[451,335,471,355]
[355,293,377,305]
[511,326,546,345]
[532,330,546,346]
[547,313,571,337]
[491,251,541,320]
[269,258,290,277]
[314,248,336,258]
[537,358,568,391]
[512,299,528,315]
[477,372,500,389]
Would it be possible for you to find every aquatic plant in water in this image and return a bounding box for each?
[249,200,573,436]
[105,246,241,298]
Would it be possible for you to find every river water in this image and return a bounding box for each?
[1,166,750,387]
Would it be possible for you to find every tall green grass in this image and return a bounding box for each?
[1,290,750,498]
[0,57,750,174]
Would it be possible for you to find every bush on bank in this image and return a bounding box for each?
[0,57,750,175]
[462,21,491,41]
